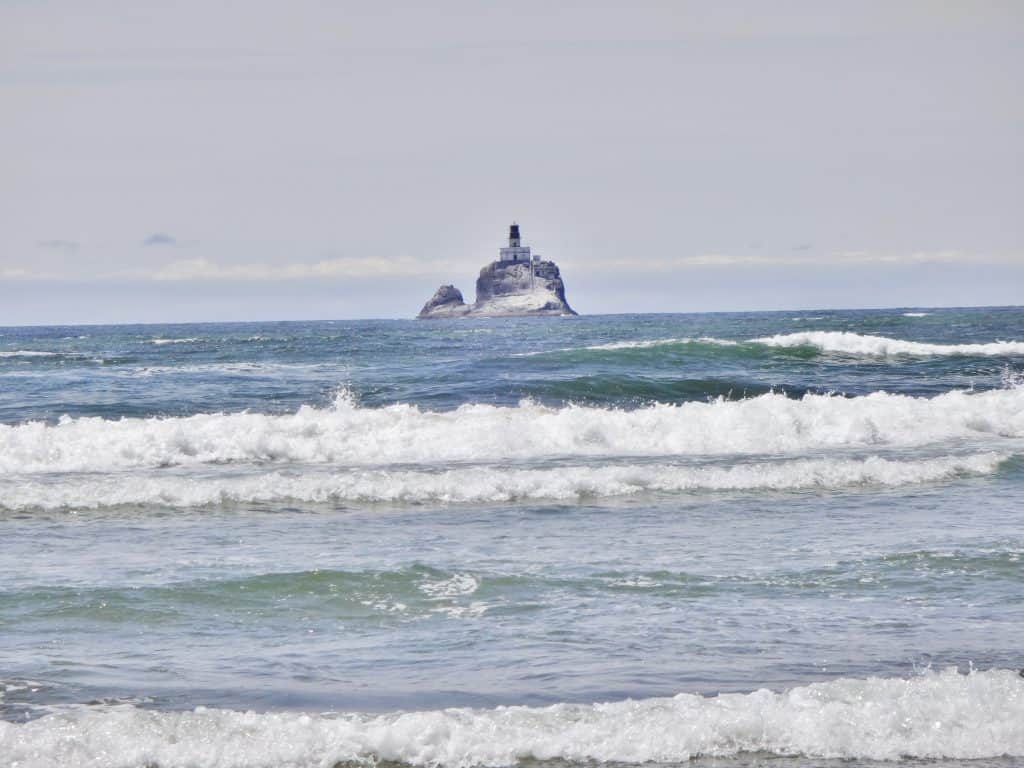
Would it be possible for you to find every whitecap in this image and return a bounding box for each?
[419,573,481,599]
[514,337,739,356]
[2,668,1021,766]
[0,453,1008,510]
[0,350,59,358]
[752,331,1024,356]
[2,387,1023,475]
[584,336,739,351]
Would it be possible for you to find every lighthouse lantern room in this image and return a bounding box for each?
[498,222,535,263]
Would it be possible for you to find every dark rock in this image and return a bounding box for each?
[417,284,470,319]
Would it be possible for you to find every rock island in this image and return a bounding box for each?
[418,223,576,318]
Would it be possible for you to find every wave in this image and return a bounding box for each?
[3,669,1022,766]
[150,338,199,345]
[1,388,1022,474]
[129,361,327,377]
[584,336,739,352]
[519,331,1024,359]
[903,312,931,317]
[514,337,741,357]
[0,453,1005,510]
[9,549,1024,624]
[11,547,1023,617]
[2,566,492,620]
[753,331,1024,357]
[0,350,59,358]
[518,375,781,405]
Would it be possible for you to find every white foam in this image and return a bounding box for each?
[420,573,480,599]
[903,312,931,317]
[1,388,1022,474]
[520,331,1024,357]
[130,362,324,377]
[3,668,1022,766]
[0,350,59,358]
[0,453,1006,510]
[515,337,739,356]
[753,331,1024,356]
[584,336,739,351]
[150,338,199,345]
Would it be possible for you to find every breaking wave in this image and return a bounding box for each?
[752,331,1024,357]
[0,453,1006,510]
[0,350,60,358]
[514,337,742,357]
[1,387,1022,474]
[519,331,1024,359]
[2,389,1023,474]
[584,336,739,351]
[2,668,1022,766]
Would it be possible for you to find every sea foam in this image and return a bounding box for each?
[753,331,1024,356]
[585,336,739,351]
[1,387,1021,474]
[0,453,1006,510]
[2,668,1022,767]
[0,350,60,358]
[526,331,1024,357]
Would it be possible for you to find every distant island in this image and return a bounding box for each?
[418,223,577,318]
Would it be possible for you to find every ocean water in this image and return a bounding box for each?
[1,306,1023,767]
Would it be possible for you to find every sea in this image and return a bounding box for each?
[1,306,1023,767]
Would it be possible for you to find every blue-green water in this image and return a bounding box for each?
[2,307,1024,766]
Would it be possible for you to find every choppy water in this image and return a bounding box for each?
[2,307,1024,767]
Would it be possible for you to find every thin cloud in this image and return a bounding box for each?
[1,266,65,279]
[149,255,469,281]
[583,250,1022,272]
[147,250,1023,280]
[2,250,1019,283]
[143,233,179,247]
[37,239,80,251]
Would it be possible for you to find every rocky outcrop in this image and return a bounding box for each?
[418,284,470,318]
[472,260,575,316]
[418,261,576,319]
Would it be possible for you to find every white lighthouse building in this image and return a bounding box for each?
[498,223,539,263]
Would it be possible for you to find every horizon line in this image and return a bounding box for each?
[1,303,1021,330]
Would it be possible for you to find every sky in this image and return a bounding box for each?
[1,0,1022,324]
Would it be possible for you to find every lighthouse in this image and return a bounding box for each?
[498,222,534,263]
[417,220,577,317]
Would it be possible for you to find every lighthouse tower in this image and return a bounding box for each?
[498,222,533,263]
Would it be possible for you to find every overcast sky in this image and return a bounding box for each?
[2,0,1022,324]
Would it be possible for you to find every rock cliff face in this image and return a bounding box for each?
[418,285,471,318]
[418,260,576,319]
